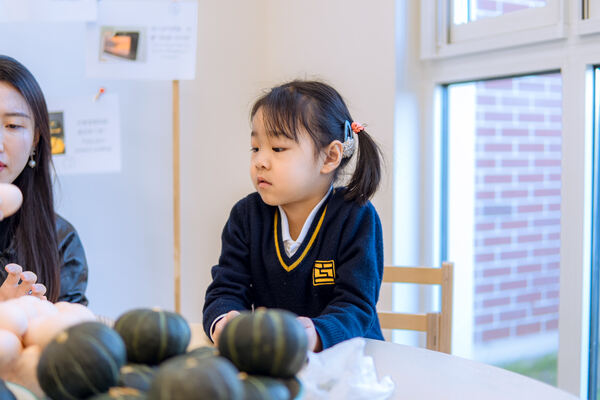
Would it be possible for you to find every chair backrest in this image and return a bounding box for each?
[378,261,454,353]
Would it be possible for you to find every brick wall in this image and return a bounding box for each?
[472,73,561,344]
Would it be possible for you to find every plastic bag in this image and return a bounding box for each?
[298,338,395,400]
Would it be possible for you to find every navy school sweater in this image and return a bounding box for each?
[202,187,384,349]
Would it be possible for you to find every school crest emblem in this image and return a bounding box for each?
[313,260,336,286]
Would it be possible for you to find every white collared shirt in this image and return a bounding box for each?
[278,186,332,257]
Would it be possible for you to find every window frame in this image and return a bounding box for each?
[421,0,566,59]
[589,66,600,400]
[419,34,598,394]
[577,0,600,35]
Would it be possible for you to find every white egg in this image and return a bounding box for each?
[0,344,44,398]
[4,296,57,321]
[23,310,93,349]
[3,296,39,320]
[0,183,23,217]
[33,298,59,318]
[22,315,59,349]
[54,301,96,320]
[0,329,22,372]
[0,302,28,337]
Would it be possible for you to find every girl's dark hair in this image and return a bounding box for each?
[0,55,60,301]
[251,80,382,204]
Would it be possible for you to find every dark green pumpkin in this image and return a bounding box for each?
[218,309,308,378]
[185,346,218,360]
[280,377,303,400]
[0,380,16,400]
[37,321,127,400]
[147,355,243,400]
[114,308,191,365]
[88,387,147,399]
[117,364,156,392]
[242,376,290,400]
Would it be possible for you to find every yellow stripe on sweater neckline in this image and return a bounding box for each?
[274,205,328,272]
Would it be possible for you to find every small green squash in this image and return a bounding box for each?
[37,321,127,400]
[147,355,243,400]
[117,364,155,392]
[218,309,308,378]
[88,387,147,399]
[0,379,16,400]
[242,376,290,400]
[280,377,303,400]
[184,346,218,360]
[114,308,190,365]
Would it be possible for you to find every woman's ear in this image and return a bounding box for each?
[321,140,343,174]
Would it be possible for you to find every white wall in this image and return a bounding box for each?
[0,21,174,318]
[179,1,267,321]
[390,0,427,345]
[262,0,396,240]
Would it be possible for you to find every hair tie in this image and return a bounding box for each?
[351,121,364,133]
[342,120,357,158]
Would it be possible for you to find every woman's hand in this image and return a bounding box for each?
[212,310,240,346]
[297,316,322,352]
[0,263,47,301]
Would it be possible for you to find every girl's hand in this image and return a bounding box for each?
[213,310,240,346]
[297,316,322,352]
[0,263,44,301]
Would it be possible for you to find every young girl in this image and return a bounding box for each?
[0,55,88,304]
[203,80,384,351]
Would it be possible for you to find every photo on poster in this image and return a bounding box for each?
[99,26,146,63]
[48,94,121,175]
[85,0,197,80]
[49,111,66,155]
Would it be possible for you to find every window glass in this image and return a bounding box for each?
[453,0,548,24]
[589,67,600,400]
[446,72,562,385]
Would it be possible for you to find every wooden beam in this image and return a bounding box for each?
[173,79,181,314]
[378,312,429,331]
[382,266,443,285]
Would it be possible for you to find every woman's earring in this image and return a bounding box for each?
[28,150,36,168]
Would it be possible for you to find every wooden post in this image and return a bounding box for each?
[173,79,181,313]
[440,261,454,354]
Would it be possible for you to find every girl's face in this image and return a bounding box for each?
[250,108,332,211]
[0,82,35,184]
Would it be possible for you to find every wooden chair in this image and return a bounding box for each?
[378,261,454,353]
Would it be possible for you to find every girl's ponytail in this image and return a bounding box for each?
[345,129,382,205]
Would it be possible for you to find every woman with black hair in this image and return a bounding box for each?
[0,55,88,304]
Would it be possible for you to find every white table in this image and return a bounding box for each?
[188,324,577,400]
[364,339,578,400]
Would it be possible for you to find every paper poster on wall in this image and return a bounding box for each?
[85,0,198,80]
[0,0,97,22]
[48,94,121,175]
